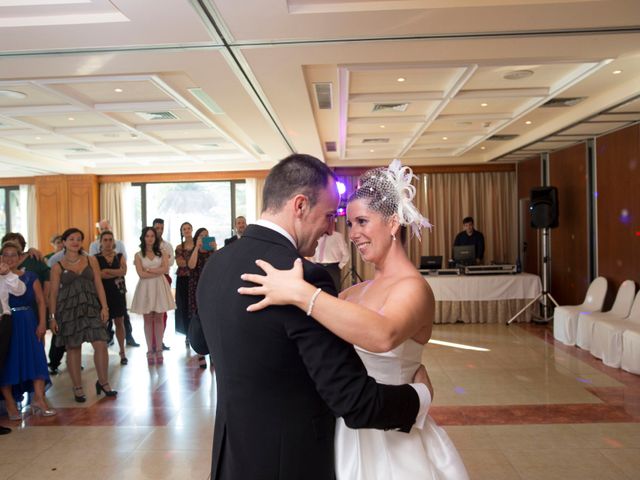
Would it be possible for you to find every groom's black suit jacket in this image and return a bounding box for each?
[197,224,419,480]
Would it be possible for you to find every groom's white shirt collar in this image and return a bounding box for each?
[256,219,297,249]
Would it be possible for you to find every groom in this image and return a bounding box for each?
[197,154,430,480]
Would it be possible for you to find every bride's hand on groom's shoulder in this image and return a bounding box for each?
[239,258,313,312]
[413,364,434,402]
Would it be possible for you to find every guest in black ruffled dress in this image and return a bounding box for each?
[49,228,117,403]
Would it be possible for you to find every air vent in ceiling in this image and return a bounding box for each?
[135,111,179,121]
[372,103,408,113]
[488,134,519,141]
[188,88,224,115]
[314,83,333,110]
[325,141,337,152]
[541,97,586,108]
[199,143,219,148]
[362,138,389,144]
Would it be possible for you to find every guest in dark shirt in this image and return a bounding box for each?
[224,216,247,246]
[453,216,485,262]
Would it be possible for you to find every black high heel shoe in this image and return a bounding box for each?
[73,386,86,403]
[95,381,118,397]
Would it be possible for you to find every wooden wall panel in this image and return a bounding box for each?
[66,175,99,250]
[549,143,589,306]
[596,123,640,301]
[517,156,541,276]
[34,175,98,252]
[35,176,68,251]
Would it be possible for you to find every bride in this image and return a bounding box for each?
[239,161,469,479]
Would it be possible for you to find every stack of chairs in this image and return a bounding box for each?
[553,278,640,375]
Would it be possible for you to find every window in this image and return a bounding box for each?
[0,186,21,240]
[129,180,246,249]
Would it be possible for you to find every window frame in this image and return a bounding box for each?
[131,179,246,234]
[1,185,19,234]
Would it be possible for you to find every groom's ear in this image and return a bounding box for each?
[292,194,309,218]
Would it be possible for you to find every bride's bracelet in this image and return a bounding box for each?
[306,288,322,316]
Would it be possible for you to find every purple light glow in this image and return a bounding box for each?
[619,209,631,224]
[454,387,466,395]
[336,181,346,196]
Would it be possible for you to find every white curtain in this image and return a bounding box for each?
[245,177,266,223]
[19,184,38,248]
[99,182,127,240]
[412,171,518,265]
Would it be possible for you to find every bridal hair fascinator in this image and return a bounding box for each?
[350,159,432,240]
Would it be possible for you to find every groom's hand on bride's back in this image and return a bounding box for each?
[413,364,434,402]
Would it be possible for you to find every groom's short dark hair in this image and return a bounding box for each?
[262,154,337,213]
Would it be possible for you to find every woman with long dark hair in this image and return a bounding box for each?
[174,222,194,345]
[95,231,128,365]
[49,228,116,402]
[131,227,175,366]
[188,227,216,368]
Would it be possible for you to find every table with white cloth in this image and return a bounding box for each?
[423,273,542,324]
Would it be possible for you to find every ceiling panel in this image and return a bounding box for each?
[0,0,639,176]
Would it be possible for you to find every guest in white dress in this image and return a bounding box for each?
[240,160,469,480]
[131,227,175,366]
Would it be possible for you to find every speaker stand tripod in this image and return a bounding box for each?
[341,242,363,288]
[508,227,559,325]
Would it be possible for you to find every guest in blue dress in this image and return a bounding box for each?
[0,241,55,421]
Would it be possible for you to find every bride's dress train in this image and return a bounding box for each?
[335,339,469,479]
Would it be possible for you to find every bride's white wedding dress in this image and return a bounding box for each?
[335,339,469,479]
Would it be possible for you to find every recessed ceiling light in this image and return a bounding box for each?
[480,103,488,107]
[442,136,448,140]
[369,149,375,153]
[612,70,623,75]
[114,88,123,93]
[396,77,406,83]
[35,136,41,140]
[503,69,534,80]
[379,125,385,128]
[525,120,532,125]
[0,89,27,99]
[68,117,75,121]
[480,146,486,150]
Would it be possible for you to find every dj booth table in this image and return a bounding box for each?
[422,273,542,324]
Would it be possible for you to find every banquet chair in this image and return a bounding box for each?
[553,277,607,346]
[591,289,640,368]
[576,279,636,351]
[621,326,640,375]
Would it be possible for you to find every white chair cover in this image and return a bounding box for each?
[591,290,640,368]
[553,277,607,346]
[621,326,640,375]
[577,280,636,351]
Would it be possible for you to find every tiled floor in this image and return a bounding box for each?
[1,318,639,479]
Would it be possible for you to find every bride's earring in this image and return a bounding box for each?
[391,233,396,241]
